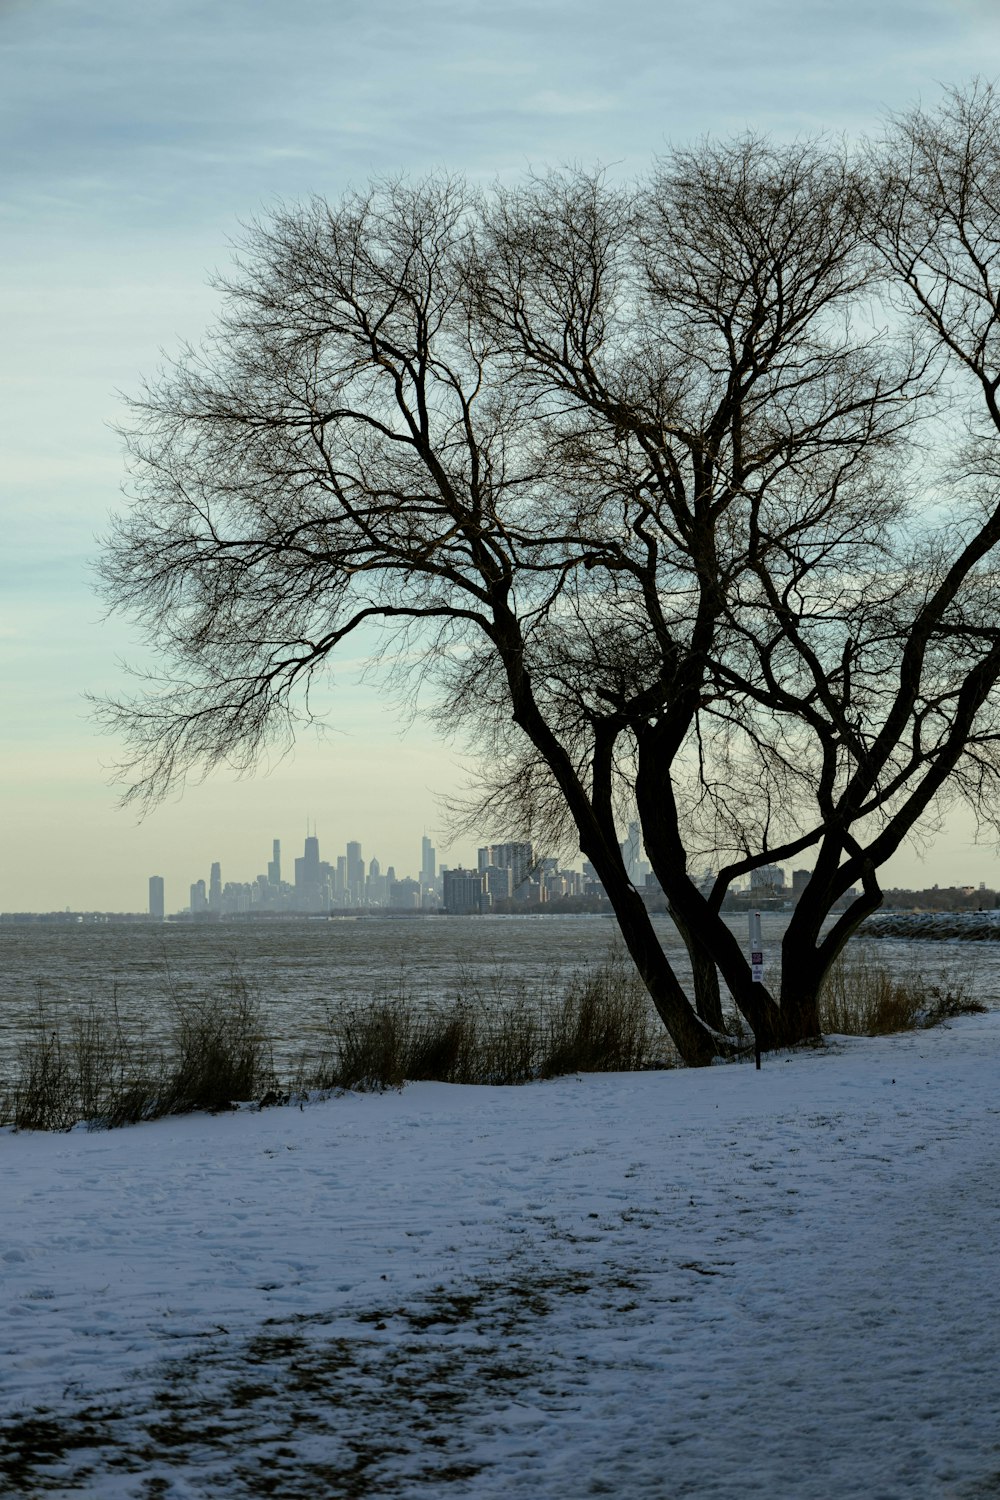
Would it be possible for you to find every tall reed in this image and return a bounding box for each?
[1,952,666,1129]
[818,947,984,1036]
[1,974,273,1131]
[5,944,981,1131]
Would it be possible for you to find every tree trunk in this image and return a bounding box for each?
[775,932,824,1043]
[633,735,785,1049]
[593,869,723,1066]
[779,876,885,1043]
[667,902,727,1033]
[654,867,787,1045]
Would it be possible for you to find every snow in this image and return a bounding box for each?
[3,1016,1000,1497]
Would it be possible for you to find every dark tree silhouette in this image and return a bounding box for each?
[98,97,1000,1063]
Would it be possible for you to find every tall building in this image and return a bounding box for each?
[294,832,327,910]
[487,842,534,899]
[303,836,320,882]
[209,861,222,912]
[390,876,421,908]
[367,855,387,906]
[268,839,281,886]
[443,867,484,914]
[421,835,436,884]
[148,875,165,921]
[622,821,642,881]
[346,841,364,900]
[482,865,512,901]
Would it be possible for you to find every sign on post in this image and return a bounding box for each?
[748,908,764,1069]
[749,910,764,983]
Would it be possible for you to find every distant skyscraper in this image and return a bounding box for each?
[490,842,533,899]
[268,838,281,886]
[619,821,642,881]
[751,864,785,891]
[443,867,484,914]
[209,861,222,912]
[421,835,436,884]
[148,875,165,921]
[390,876,421,909]
[367,855,387,905]
[483,865,512,901]
[346,841,363,897]
[293,833,326,910]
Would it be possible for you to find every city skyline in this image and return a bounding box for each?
[4,802,1000,914]
[6,3,1000,912]
[163,832,594,918]
[179,829,448,918]
[8,817,996,918]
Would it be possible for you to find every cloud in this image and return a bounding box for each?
[525,90,617,117]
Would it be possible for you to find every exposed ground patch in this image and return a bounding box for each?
[0,1267,614,1497]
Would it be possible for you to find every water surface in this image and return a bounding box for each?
[1,913,993,1073]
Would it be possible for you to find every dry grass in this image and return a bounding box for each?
[285,953,664,1095]
[819,948,986,1036]
[538,953,661,1077]
[1,953,664,1130]
[7,943,984,1130]
[0,975,273,1131]
[162,976,275,1114]
[3,1015,77,1132]
[2,993,164,1132]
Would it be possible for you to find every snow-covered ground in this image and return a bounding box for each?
[3,1016,1000,1499]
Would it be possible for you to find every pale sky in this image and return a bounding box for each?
[4,0,1000,911]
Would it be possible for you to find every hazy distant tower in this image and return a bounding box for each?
[148,875,165,921]
[209,861,222,912]
[294,833,323,909]
[346,841,364,897]
[623,821,642,881]
[302,835,320,882]
[421,835,436,884]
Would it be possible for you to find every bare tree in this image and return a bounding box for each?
[98,114,1000,1064]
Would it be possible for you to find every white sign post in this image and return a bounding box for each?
[749,909,763,983]
[749,909,763,1069]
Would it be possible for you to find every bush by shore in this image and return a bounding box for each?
[0,949,986,1131]
[0,953,667,1131]
[818,948,984,1035]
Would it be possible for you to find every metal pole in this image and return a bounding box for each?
[749,909,763,1068]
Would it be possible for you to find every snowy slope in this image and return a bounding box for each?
[2,1016,1000,1498]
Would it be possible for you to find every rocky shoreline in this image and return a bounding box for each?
[861,912,1000,941]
